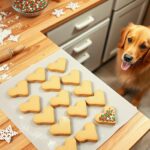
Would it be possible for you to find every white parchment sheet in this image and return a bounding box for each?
[0,49,138,150]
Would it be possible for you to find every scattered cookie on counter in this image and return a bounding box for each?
[19,95,41,113]
[75,122,98,142]
[95,106,116,125]
[56,138,77,150]
[67,101,87,118]
[50,90,70,107]
[50,117,71,136]
[74,80,93,96]
[41,75,61,91]
[86,90,106,106]
[61,69,80,85]
[26,67,46,83]
[47,57,67,73]
[8,80,29,97]
[33,106,55,125]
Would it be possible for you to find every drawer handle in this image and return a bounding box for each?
[76,52,90,64]
[75,16,95,30]
[73,39,92,53]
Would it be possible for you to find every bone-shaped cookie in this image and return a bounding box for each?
[67,101,87,117]
[95,106,116,125]
[61,69,80,85]
[41,75,61,91]
[74,80,93,96]
[33,106,55,124]
[26,67,46,82]
[50,90,70,107]
[19,95,41,113]
[8,80,29,97]
[86,90,106,106]
[75,122,98,142]
[47,57,67,73]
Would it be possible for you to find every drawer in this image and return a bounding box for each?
[47,0,113,46]
[61,18,110,71]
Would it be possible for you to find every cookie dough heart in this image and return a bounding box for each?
[50,117,71,136]
[67,101,87,117]
[75,122,98,142]
[50,90,70,107]
[47,57,67,73]
[86,90,106,106]
[19,95,41,113]
[8,80,29,97]
[33,106,55,124]
[74,80,93,96]
[56,138,77,150]
[61,69,80,85]
[41,75,61,91]
[95,106,116,125]
[26,67,45,82]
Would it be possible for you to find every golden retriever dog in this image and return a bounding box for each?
[116,23,150,106]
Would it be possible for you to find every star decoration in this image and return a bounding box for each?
[8,35,20,42]
[66,2,80,11]
[0,125,18,143]
[52,9,65,18]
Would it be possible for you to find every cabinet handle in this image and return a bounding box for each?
[76,52,90,64]
[75,16,95,30]
[73,39,92,53]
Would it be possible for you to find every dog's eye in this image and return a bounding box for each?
[128,38,132,43]
[140,44,147,49]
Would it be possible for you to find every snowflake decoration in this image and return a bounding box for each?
[52,9,65,18]
[8,35,20,42]
[0,125,18,143]
[66,2,80,11]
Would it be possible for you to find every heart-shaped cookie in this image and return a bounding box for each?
[8,80,29,97]
[95,106,116,125]
[49,117,71,136]
[26,67,45,82]
[61,69,80,85]
[33,106,55,124]
[75,122,98,142]
[41,75,61,91]
[50,90,70,107]
[86,90,106,106]
[19,95,41,113]
[56,138,77,150]
[47,57,67,73]
[67,101,87,117]
[74,80,93,96]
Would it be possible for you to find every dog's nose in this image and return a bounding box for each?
[124,54,133,62]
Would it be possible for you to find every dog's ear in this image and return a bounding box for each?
[143,50,150,63]
[118,23,135,49]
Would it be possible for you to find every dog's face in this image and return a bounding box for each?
[118,23,150,71]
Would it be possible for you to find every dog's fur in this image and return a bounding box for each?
[116,23,150,106]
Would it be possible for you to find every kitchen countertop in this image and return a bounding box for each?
[0,0,150,149]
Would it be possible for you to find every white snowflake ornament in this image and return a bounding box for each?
[66,2,80,11]
[52,9,65,18]
[0,125,18,143]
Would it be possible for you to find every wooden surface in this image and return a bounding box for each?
[0,0,150,150]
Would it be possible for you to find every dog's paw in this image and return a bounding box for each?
[116,87,126,96]
[131,98,140,107]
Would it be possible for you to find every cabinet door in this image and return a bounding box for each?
[61,18,110,71]
[103,0,149,63]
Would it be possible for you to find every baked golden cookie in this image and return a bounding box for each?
[8,80,29,97]
[47,57,67,73]
[61,69,80,85]
[86,90,106,106]
[56,138,77,150]
[26,67,45,82]
[74,80,93,96]
[50,117,71,136]
[41,75,61,91]
[50,90,70,107]
[95,106,116,125]
[67,101,87,117]
[33,106,55,124]
[75,122,98,142]
[19,95,41,113]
